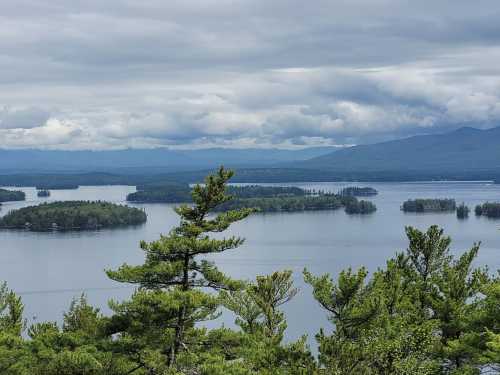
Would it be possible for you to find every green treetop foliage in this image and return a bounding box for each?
[106,166,254,371]
[0,188,25,203]
[304,225,496,375]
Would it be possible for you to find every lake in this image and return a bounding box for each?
[0,181,499,346]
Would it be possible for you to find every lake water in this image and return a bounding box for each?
[0,182,499,346]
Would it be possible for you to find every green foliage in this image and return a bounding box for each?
[305,225,497,374]
[107,166,254,371]
[343,198,377,214]
[215,194,343,213]
[0,188,25,203]
[402,199,457,213]
[0,201,147,231]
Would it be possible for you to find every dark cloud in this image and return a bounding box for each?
[0,0,499,149]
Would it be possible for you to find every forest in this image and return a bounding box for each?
[0,188,25,203]
[0,201,147,231]
[0,167,498,374]
[401,198,457,213]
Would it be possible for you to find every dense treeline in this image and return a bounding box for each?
[127,183,192,203]
[0,188,25,203]
[342,197,377,214]
[475,202,500,218]
[2,169,500,189]
[402,198,456,212]
[0,168,498,374]
[0,201,147,231]
[339,186,378,197]
[215,194,343,213]
[127,184,310,203]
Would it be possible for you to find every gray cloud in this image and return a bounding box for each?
[0,0,499,149]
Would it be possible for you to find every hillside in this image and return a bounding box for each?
[0,147,336,173]
[300,126,500,175]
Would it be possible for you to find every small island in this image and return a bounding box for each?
[342,197,377,214]
[456,203,470,219]
[401,199,456,213]
[0,188,26,202]
[339,186,378,197]
[475,202,500,218]
[0,201,147,231]
[37,190,51,198]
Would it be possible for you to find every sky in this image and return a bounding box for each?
[0,0,500,150]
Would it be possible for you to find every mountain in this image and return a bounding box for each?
[299,126,500,177]
[0,147,336,174]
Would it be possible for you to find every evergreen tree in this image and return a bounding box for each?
[106,167,254,371]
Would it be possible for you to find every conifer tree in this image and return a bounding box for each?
[106,167,253,370]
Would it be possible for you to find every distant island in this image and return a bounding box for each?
[127,183,192,203]
[214,195,343,213]
[0,188,26,202]
[37,190,50,198]
[339,186,378,197]
[0,201,147,231]
[402,199,456,213]
[456,203,470,219]
[127,184,308,203]
[129,184,376,214]
[475,202,500,218]
[342,196,377,214]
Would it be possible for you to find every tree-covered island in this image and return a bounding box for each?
[0,188,26,202]
[475,202,500,218]
[128,184,377,214]
[402,198,456,213]
[0,201,147,231]
[37,189,51,198]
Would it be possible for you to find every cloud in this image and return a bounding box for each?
[0,0,499,149]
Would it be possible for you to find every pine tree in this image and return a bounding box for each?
[106,167,254,370]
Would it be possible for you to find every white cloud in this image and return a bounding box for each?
[0,1,499,149]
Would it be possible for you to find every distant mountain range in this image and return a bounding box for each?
[0,147,336,174]
[299,126,500,177]
[1,126,500,182]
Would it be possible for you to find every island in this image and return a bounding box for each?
[339,186,378,197]
[126,183,192,203]
[456,203,470,219]
[127,184,308,203]
[342,197,377,214]
[214,195,343,213]
[475,202,500,218]
[401,199,456,213]
[0,188,26,202]
[37,190,51,198]
[0,201,147,231]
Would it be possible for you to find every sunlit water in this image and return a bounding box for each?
[0,182,499,347]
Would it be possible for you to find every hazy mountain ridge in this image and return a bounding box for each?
[0,147,337,173]
[300,126,500,173]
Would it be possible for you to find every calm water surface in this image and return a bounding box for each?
[0,182,499,345]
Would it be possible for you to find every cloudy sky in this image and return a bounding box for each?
[1,0,499,150]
